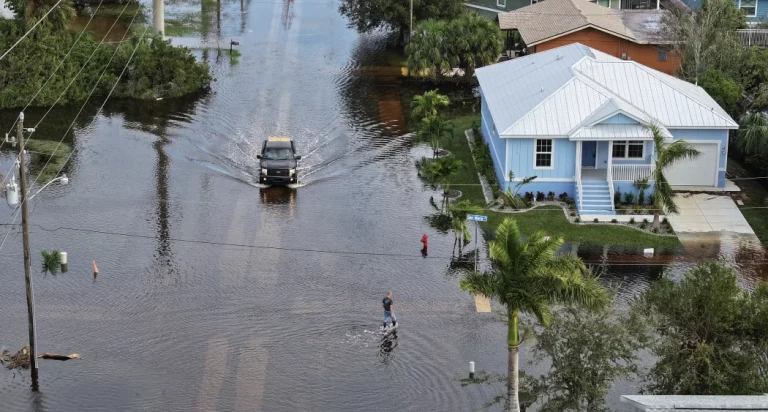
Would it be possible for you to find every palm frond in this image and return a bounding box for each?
[460,270,499,299]
[40,249,60,275]
[738,112,768,158]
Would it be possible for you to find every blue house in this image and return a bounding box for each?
[475,43,738,215]
[678,0,766,23]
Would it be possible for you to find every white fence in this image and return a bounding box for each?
[737,29,768,47]
[612,164,653,182]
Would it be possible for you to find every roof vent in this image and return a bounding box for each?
[540,86,544,92]
[621,52,627,60]
[556,53,562,60]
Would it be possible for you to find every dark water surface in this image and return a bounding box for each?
[0,0,766,410]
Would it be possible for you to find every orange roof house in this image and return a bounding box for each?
[498,0,679,74]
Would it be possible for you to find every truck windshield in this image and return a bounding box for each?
[263,148,293,160]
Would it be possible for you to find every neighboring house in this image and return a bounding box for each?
[498,0,679,74]
[621,395,768,411]
[680,0,767,23]
[464,0,533,19]
[475,43,738,216]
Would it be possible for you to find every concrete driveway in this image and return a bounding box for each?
[667,194,755,235]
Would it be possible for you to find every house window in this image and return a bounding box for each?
[612,141,644,159]
[657,48,667,62]
[740,0,757,17]
[596,0,610,7]
[498,0,506,7]
[535,139,553,168]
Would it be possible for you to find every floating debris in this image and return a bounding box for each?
[3,346,31,369]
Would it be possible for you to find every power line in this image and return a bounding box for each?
[0,0,65,62]
[0,0,134,187]
[0,6,146,256]
[15,223,768,267]
[0,0,107,156]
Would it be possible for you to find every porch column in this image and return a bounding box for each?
[575,141,582,181]
[607,140,613,178]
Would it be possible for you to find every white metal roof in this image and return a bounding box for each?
[476,44,739,139]
[570,123,668,140]
[621,395,768,411]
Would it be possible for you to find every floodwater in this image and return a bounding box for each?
[0,0,766,410]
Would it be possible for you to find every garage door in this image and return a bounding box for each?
[665,143,718,186]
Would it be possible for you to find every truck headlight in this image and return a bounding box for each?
[261,168,268,175]
[289,168,296,176]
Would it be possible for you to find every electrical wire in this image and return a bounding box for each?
[24,223,768,266]
[0,0,107,157]
[0,0,135,188]
[0,0,65,62]
[0,6,146,255]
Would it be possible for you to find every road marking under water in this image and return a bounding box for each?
[234,337,269,412]
[197,340,228,412]
[474,295,491,312]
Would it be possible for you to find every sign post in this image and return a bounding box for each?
[467,214,487,273]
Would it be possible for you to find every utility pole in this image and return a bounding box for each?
[409,0,413,39]
[17,113,39,391]
[153,0,164,37]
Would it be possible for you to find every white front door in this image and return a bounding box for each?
[665,142,718,186]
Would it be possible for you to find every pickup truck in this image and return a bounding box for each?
[256,137,301,185]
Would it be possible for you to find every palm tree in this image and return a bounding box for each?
[448,200,483,254]
[460,218,607,412]
[737,112,768,159]
[420,156,463,212]
[648,123,701,229]
[406,19,452,78]
[40,249,60,275]
[411,90,450,121]
[419,116,455,158]
[448,12,503,81]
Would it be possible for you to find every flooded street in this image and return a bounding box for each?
[0,0,766,410]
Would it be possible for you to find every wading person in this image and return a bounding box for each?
[382,291,397,329]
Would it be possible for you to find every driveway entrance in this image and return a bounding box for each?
[667,194,754,234]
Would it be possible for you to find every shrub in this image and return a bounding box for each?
[564,197,575,206]
[624,192,635,204]
[629,217,636,224]
[611,219,618,223]
[614,191,621,205]
[570,212,576,217]
[524,192,534,202]
[593,218,599,223]
[547,191,556,201]
[652,227,659,233]
[574,218,580,223]
[648,194,655,206]
[638,190,646,205]
[559,192,569,201]
[536,191,545,202]
[643,218,649,224]
[662,217,669,225]
[640,222,648,229]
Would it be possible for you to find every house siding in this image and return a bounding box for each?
[481,96,508,186]
[680,0,768,23]
[506,138,577,180]
[532,28,679,75]
[466,0,531,14]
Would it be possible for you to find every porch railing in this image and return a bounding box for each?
[607,172,615,212]
[612,164,653,182]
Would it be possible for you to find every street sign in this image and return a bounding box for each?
[467,214,487,222]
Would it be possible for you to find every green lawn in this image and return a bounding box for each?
[484,207,680,249]
[728,158,768,246]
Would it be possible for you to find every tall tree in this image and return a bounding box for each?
[405,19,451,78]
[460,218,608,412]
[406,13,503,81]
[420,155,462,212]
[647,123,700,229]
[662,0,746,83]
[338,0,463,41]
[634,262,768,395]
[447,12,502,80]
[532,304,645,412]
[418,116,454,158]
